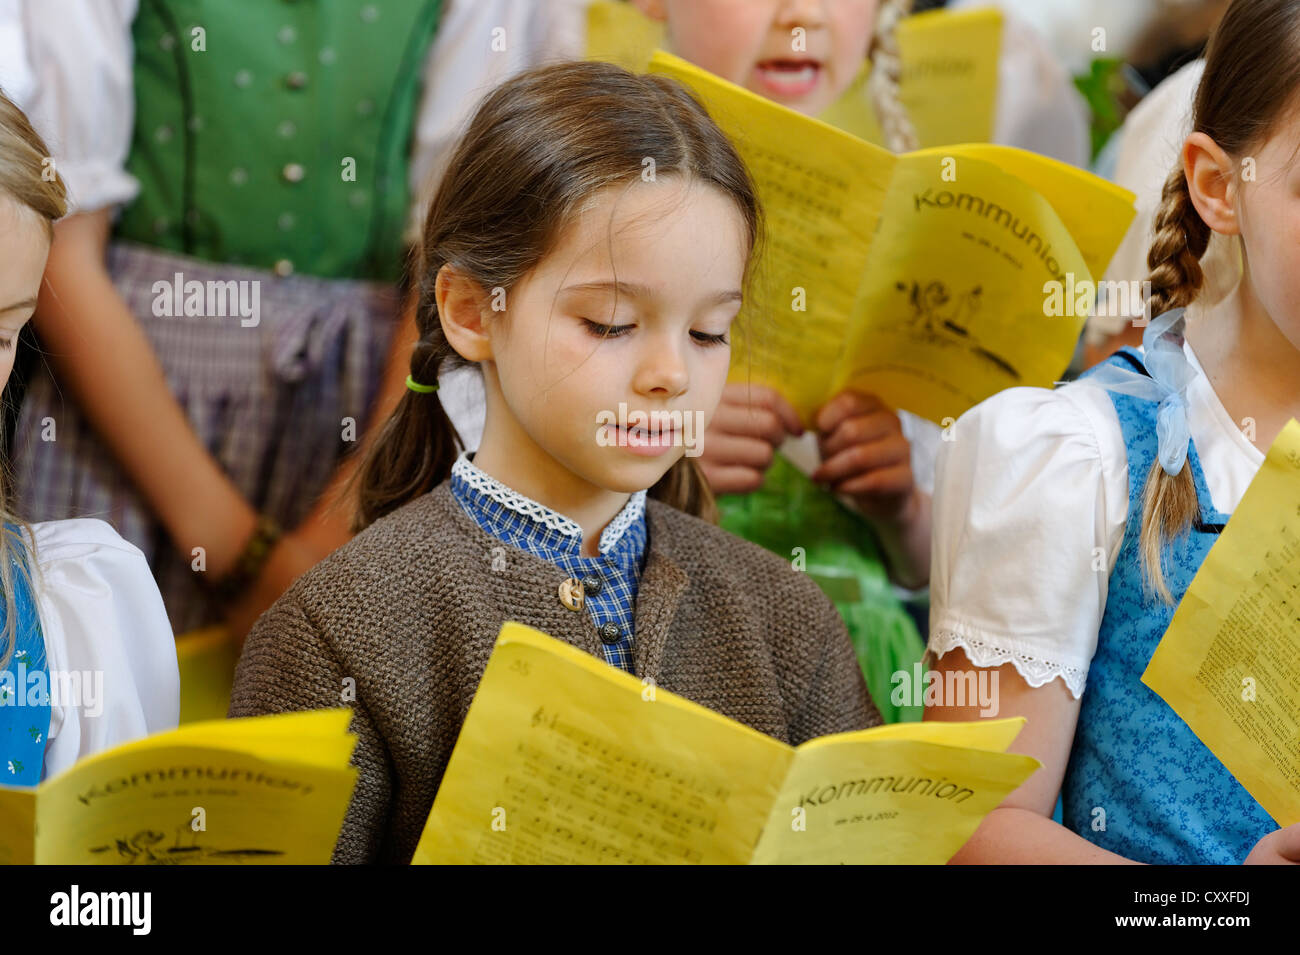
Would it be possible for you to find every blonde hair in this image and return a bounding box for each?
[0,88,67,667]
[1138,0,1300,602]
[868,0,919,153]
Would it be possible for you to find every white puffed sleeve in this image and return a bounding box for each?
[32,519,179,781]
[15,0,140,215]
[405,0,589,243]
[0,0,37,108]
[928,384,1130,698]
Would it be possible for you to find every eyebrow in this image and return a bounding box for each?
[0,297,37,314]
[558,280,743,308]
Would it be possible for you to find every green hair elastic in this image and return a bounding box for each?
[405,374,440,394]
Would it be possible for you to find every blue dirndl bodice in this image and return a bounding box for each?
[1061,348,1275,863]
[0,530,50,788]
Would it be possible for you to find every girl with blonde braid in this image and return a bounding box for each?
[633,0,932,723]
[925,0,1300,864]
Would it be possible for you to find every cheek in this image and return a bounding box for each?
[692,347,734,411]
[667,5,767,83]
[829,1,877,69]
[1242,198,1300,317]
[501,324,607,401]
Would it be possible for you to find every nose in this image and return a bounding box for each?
[631,333,689,399]
[775,0,827,29]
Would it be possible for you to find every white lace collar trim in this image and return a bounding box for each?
[451,452,646,554]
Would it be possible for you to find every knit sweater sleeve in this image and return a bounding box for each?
[788,598,883,743]
[228,591,393,865]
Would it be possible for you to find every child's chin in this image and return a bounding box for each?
[596,449,685,492]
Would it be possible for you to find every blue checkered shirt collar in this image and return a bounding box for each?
[448,452,647,557]
[448,452,648,674]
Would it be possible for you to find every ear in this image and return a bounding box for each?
[436,264,494,362]
[1183,131,1240,236]
[631,0,668,23]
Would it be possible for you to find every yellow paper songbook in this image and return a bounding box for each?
[413,623,1039,864]
[1142,419,1300,827]
[586,2,1002,148]
[648,52,1136,426]
[820,6,1002,148]
[0,709,358,865]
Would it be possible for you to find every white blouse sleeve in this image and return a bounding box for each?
[32,519,179,782]
[0,0,37,109]
[928,384,1129,698]
[405,0,589,243]
[15,0,140,215]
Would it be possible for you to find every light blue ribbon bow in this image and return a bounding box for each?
[1076,307,1197,476]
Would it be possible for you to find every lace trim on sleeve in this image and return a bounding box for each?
[929,626,1088,700]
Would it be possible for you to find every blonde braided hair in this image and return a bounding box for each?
[1136,166,1210,601]
[868,0,919,153]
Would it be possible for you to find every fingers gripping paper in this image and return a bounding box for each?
[1143,419,1300,826]
[414,623,1038,864]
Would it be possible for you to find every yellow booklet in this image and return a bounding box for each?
[647,52,1135,426]
[414,623,1038,864]
[1142,419,1300,826]
[0,709,358,864]
[176,625,239,724]
[586,2,1002,147]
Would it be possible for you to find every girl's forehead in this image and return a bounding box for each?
[521,181,748,296]
[549,178,707,261]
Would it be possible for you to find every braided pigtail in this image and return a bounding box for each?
[1136,165,1212,602]
[868,0,919,153]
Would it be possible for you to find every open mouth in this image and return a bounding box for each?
[753,59,823,98]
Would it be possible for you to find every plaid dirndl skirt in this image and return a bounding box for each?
[11,241,400,634]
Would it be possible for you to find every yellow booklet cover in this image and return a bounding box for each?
[414,623,1039,864]
[648,51,1136,427]
[175,625,239,725]
[0,709,358,865]
[586,2,1002,147]
[1142,419,1300,826]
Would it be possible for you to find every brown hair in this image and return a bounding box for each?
[1140,0,1300,601]
[0,87,67,667]
[869,0,920,153]
[353,60,762,531]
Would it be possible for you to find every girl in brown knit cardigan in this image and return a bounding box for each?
[230,59,879,864]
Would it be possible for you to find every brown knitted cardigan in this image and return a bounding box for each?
[228,481,881,863]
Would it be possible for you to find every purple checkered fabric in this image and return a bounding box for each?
[11,241,400,634]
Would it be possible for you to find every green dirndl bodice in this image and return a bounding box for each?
[119,0,445,281]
